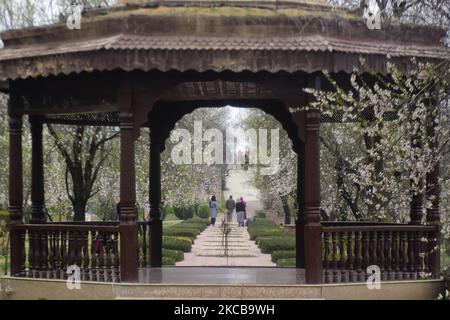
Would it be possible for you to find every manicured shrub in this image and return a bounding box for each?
[163,248,184,262]
[162,256,177,266]
[162,236,192,252]
[197,203,210,219]
[173,205,195,220]
[189,216,211,224]
[248,227,284,240]
[247,218,275,227]
[164,228,199,240]
[271,250,296,263]
[276,258,296,267]
[258,237,295,254]
[255,234,293,244]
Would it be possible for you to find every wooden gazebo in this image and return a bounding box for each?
[0,0,448,284]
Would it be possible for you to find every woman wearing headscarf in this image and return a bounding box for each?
[209,195,218,226]
[235,196,246,227]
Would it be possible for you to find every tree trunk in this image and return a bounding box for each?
[73,199,87,221]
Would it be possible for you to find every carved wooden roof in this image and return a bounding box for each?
[0,1,448,80]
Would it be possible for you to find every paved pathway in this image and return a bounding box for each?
[176,169,274,267]
[176,216,275,266]
[223,168,263,220]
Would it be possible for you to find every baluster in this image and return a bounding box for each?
[355,231,363,281]
[54,231,61,278]
[20,230,27,277]
[423,231,436,276]
[347,231,355,282]
[401,231,408,279]
[75,231,84,276]
[393,231,400,279]
[61,231,68,279]
[47,231,53,279]
[27,230,35,277]
[362,231,370,281]
[41,230,49,278]
[33,230,41,277]
[408,231,415,279]
[142,224,148,267]
[415,231,423,277]
[378,231,385,280]
[112,231,120,282]
[98,232,105,281]
[370,231,377,268]
[386,231,394,280]
[91,231,99,281]
[323,232,331,283]
[332,232,339,283]
[105,232,113,282]
[82,231,89,281]
[339,232,348,282]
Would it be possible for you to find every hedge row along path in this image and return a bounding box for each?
[176,169,274,266]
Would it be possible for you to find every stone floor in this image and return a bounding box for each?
[138,267,305,284]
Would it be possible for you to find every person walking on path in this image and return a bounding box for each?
[240,196,247,226]
[236,197,246,227]
[225,195,236,223]
[209,195,218,226]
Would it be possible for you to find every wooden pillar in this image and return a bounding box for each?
[149,122,162,267]
[29,116,46,223]
[118,114,139,282]
[296,144,306,268]
[303,109,323,284]
[8,115,25,276]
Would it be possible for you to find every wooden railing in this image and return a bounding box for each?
[9,221,152,282]
[321,223,440,283]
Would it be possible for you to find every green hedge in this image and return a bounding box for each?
[258,237,296,254]
[197,203,210,219]
[254,234,294,244]
[173,223,205,232]
[271,250,296,263]
[247,218,275,227]
[164,228,199,240]
[187,216,211,225]
[162,256,177,266]
[173,205,195,220]
[276,258,296,267]
[248,227,284,240]
[162,236,192,252]
[163,248,184,262]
